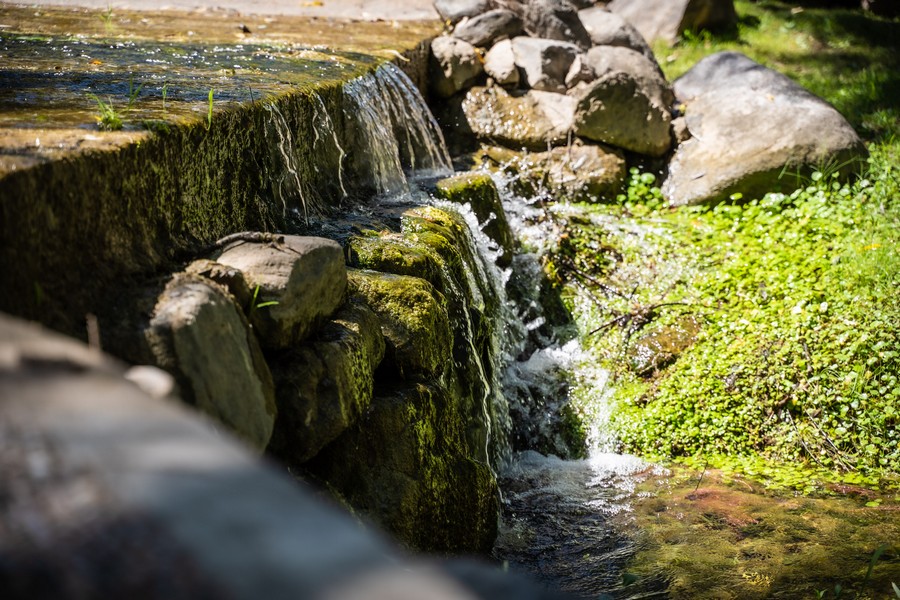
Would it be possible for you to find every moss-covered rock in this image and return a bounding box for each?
[307,380,500,554]
[348,269,451,379]
[627,315,701,378]
[267,298,385,464]
[347,233,444,287]
[434,172,515,267]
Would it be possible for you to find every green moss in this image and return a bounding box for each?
[347,269,452,379]
[0,70,378,337]
[307,380,499,554]
[434,172,515,267]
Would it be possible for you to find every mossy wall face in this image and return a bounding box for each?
[0,70,382,338]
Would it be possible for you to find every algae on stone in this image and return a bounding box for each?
[348,269,452,379]
[268,299,385,464]
[434,172,516,267]
[307,380,500,554]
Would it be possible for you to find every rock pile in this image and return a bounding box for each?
[432,0,675,167]
[430,0,868,205]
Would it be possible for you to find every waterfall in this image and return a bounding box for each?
[342,62,452,198]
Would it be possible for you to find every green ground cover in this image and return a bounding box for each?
[557,1,900,492]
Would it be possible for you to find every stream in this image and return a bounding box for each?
[329,63,900,599]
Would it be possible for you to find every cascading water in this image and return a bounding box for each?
[264,55,654,593]
[341,62,452,199]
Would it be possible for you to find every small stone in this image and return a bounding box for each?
[522,0,592,49]
[453,9,524,48]
[511,36,581,92]
[434,0,494,24]
[577,7,655,60]
[429,35,485,98]
[484,39,521,87]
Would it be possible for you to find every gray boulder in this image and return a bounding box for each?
[453,9,524,48]
[663,52,868,205]
[511,36,581,92]
[572,55,673,156]
[580,45,671,104]
[523,0,592,49]
[577,7,656,60]
[429,36,485,98]
[0,313,562,597]
[606,0,738,44]
[455,85,577,149]
[144,274,277,451]
[214,235,346,350]
[434,0,494,24]
[268,300,385,464]
[484,39,521,86]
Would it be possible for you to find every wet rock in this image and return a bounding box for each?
[627,315,701,377]
[434,172,516,267]
[143,274,277,451]
[663,52,868,205]
[213,235,346,350]
[348,233,446,286]
[573,69,673,156]
[536,140,628,202]
[564,54,595,88]
[307,380,500,554]
[580,45,672,105]
[484,39,521,87]
[475,142,627,202]
[453,9,524,48]
[268,300,385,464]
[452,85,577,149]
[429,36,485,99]
[522,0,592,49]
[606,0,738,44]
[511,36,581,93]
[435,0,494,24]
[348,269,452,379]
[577,7,656,60]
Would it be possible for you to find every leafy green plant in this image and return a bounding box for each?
[89,94,123,131]
[98,4,114,32]
[205,88,214,131]
[88,74,145,131]
[248,285,278,321]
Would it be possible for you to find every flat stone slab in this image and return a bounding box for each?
[0,4,440,177]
